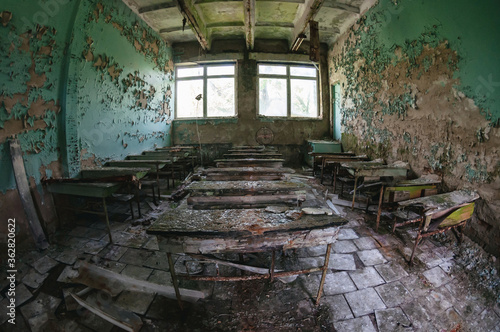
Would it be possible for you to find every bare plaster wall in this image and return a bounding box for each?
[329,0,500,255]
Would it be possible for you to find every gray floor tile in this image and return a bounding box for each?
[374,262,409,283]
[423,266,452,287]
[119,248,153,266]
[334,315,377,332]
[115,290,155,315]
[323,271,357,296]
[338,228,359,240]
[333,240,358,253]
[323,295,354,321]
[357,249,388,266]
[120,264,153,280]
[349,267,385,289]
[344,288,386,317]
[375,307,412,332]
[354,237,380,250]
[330,253,356,271]
[375,281,412,307]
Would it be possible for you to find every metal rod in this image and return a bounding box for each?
[352,176,358,210]
[270,251,276,281]
[315,243,332,305]
[376,185,384,232]
[167,253,183,310]
[102,197,113,244]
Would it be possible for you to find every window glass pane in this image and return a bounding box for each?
[177,66,203,78]
[207,78,235,117]
[176,80,204,118]
[259,78,287,116]
[290,66,317,77]
[207,65,235,76]
[258,64,286,75]
[291,79,318,117]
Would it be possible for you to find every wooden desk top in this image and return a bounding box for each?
[80,167,149,180]
[47,182,121,198]
[398,190,479,216]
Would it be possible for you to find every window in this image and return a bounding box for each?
[258,63,318,118]
[175,63,236,118]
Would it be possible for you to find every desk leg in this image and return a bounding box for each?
[155,164,161,196]
[168,253,183,310]
[352,177,358,210]
[376,185,384,232]
[102,197,113,244]
[320,159,325,183]
[270,251,276,281]
[315,243,332,305]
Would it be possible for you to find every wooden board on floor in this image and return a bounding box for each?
[9,139,49,249]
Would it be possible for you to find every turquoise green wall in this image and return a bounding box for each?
[0,0,80,192]
[64,0,174,176]
[329,0,500,255]
[0,0,174,192]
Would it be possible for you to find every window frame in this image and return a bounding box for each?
[175,62,237,119]
[257,62,320,119]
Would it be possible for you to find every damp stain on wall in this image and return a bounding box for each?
[329,0,500,254]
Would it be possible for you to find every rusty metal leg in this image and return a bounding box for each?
[352,177,358,210]
[315,243,332,305]
[376,185,384,232]
[270,251,276,281]
[409,233,421,265]
[392,217,397,233]
[320,159,325,183]
[129,200,135,219]
[102,197,113,244]
[167,253,183,310]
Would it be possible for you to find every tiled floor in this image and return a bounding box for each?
[1,194,499,331]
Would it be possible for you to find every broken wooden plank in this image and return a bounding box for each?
[47,182,122,198]
[71,263,205,302]
[70,293,142,332]
[188,254,296,283]
[9,139,49,249]
[187,193,306,209]
[398,190,480,216]
[223,153,282,159]
[383,185,436,203]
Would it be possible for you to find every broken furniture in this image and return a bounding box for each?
[106,159,172,193]
[309,152,356,176]
[341,161,408,210]
[200,167,295,181]
[320,155,370,187]
[396,190,480,264]
[375,177,441,232]
[47,182,123,243]
[305,139,343,169]
[223,152,283,159]
[147,207,349,306]
[185,180,307,209]
[80,166,156,208]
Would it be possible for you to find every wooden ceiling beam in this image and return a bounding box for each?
[322,0,360,13]
[206,21,245,28]
[244,0,256,50]
[291,0,324,51]
[256,21,294,28]
[159,26,185,33]
[176,0,210,50]
[138,1,177,14]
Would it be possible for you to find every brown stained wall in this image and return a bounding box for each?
[329,5,500,255]
[172,42,331,164]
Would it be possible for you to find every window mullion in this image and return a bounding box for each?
[287,65,291,118]
[203,66,208,118]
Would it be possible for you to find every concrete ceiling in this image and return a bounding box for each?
[122,0,376,51]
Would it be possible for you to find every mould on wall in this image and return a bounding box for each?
[329,0,500,255]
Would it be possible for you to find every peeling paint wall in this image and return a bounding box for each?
[329,0,500,255]
[0,0,173,244]
[64,0,173,173]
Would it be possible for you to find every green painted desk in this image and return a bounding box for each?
[47,182,122,243]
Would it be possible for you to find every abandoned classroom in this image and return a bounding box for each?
[0,0,499,331]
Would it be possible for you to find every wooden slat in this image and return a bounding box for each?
[9,139,49,249]
[187,193,305,209]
